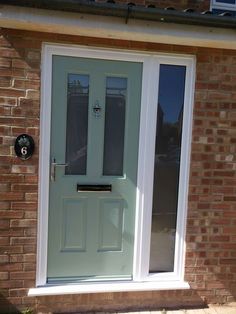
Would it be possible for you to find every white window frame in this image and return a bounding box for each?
[211,0,236,10]
[29,44,195,296]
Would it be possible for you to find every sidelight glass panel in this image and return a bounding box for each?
[103,77,127,176]
[65,74,89,175]
[149,64,186,273]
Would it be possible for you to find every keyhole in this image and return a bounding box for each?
[93,101,101,117]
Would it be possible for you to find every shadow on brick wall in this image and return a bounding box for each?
[0,293,21,314]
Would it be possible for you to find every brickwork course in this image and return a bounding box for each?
[0,0,236,313]
[96,0,210,11]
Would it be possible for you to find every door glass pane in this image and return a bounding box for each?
[103,77,127,176]
[149,64,186,273]
[65,74,89,175]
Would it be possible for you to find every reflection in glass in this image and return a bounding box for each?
[103,77,127,176]
[149,65,186,272]
[65,74,89,175]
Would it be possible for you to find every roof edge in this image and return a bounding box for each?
[1,0,236,29]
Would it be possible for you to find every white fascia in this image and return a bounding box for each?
[1,5,236,49]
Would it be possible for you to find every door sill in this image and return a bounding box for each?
[28,280,189,296]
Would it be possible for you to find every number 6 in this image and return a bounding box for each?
[21,146,28,155]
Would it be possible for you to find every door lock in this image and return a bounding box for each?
[93,101,101,118]
[51,158,68,181]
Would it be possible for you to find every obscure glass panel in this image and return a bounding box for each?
[65,74,89,175]
[103,77,127,176]
[149,64,186,273]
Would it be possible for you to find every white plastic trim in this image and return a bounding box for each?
[134,55,195,282]
[28,280,190,296]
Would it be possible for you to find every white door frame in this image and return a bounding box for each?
[34,43,195,294]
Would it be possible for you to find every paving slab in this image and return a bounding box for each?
[184,310,205,314]
[166,311,186,314]
[95,306,236,314]
[214,307,236,314]
[203,308,218,314]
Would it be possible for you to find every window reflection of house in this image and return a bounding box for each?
[150,65,185,272]
[66,78,89,174]
[103,84,126,175]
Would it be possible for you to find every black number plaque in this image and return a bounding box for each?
[14,134,35,160]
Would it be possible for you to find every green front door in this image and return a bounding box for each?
[47,55,142,282]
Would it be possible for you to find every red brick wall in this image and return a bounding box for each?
[145,0,210,11]
[0,28,235,313]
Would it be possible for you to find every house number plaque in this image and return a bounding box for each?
[14,134,35,160]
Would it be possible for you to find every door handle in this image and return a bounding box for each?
[51,158,68,182]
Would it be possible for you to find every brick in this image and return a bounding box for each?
[0,174,24,183]
[11,202,37,210]
[27,50,40,61]
[23,254,36,262]
[0,192,24,201]
[0,272,9,280]
[0,246,23,254]
[10,237,35,245]
[0,116,39,127]
[0,58,11,68]
[24,263,35,271]
[0,211,24,219]
[7,297,22,305]
[0,236,9,245]
[0,254,9,263]
[23,245,36,254]
[10,254,24,263]
[9,288,27,297]
[11,165,36,174]
[0,263,23,272]
[24,175,38,183]
[24,227,37,236]
[25,193,38,201]
[0,220,9,229]
[24,211,37,219]
[13,79,40,90]
[25,89,40,99]
[0,77,11,87]
[26,70,40,80]
[12,59,30,69]
[11,184,38,192]
[224,196,236,201]
[10,271,35,280]
[0,88,25,97]
[10,219,36,228]
[220,259,236,265]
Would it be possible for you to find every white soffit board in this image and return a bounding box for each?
[0,5,236,49]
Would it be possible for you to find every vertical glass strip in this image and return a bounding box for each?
[149,65,186,273]
[103,77,127,176]
[65,74,89,175]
